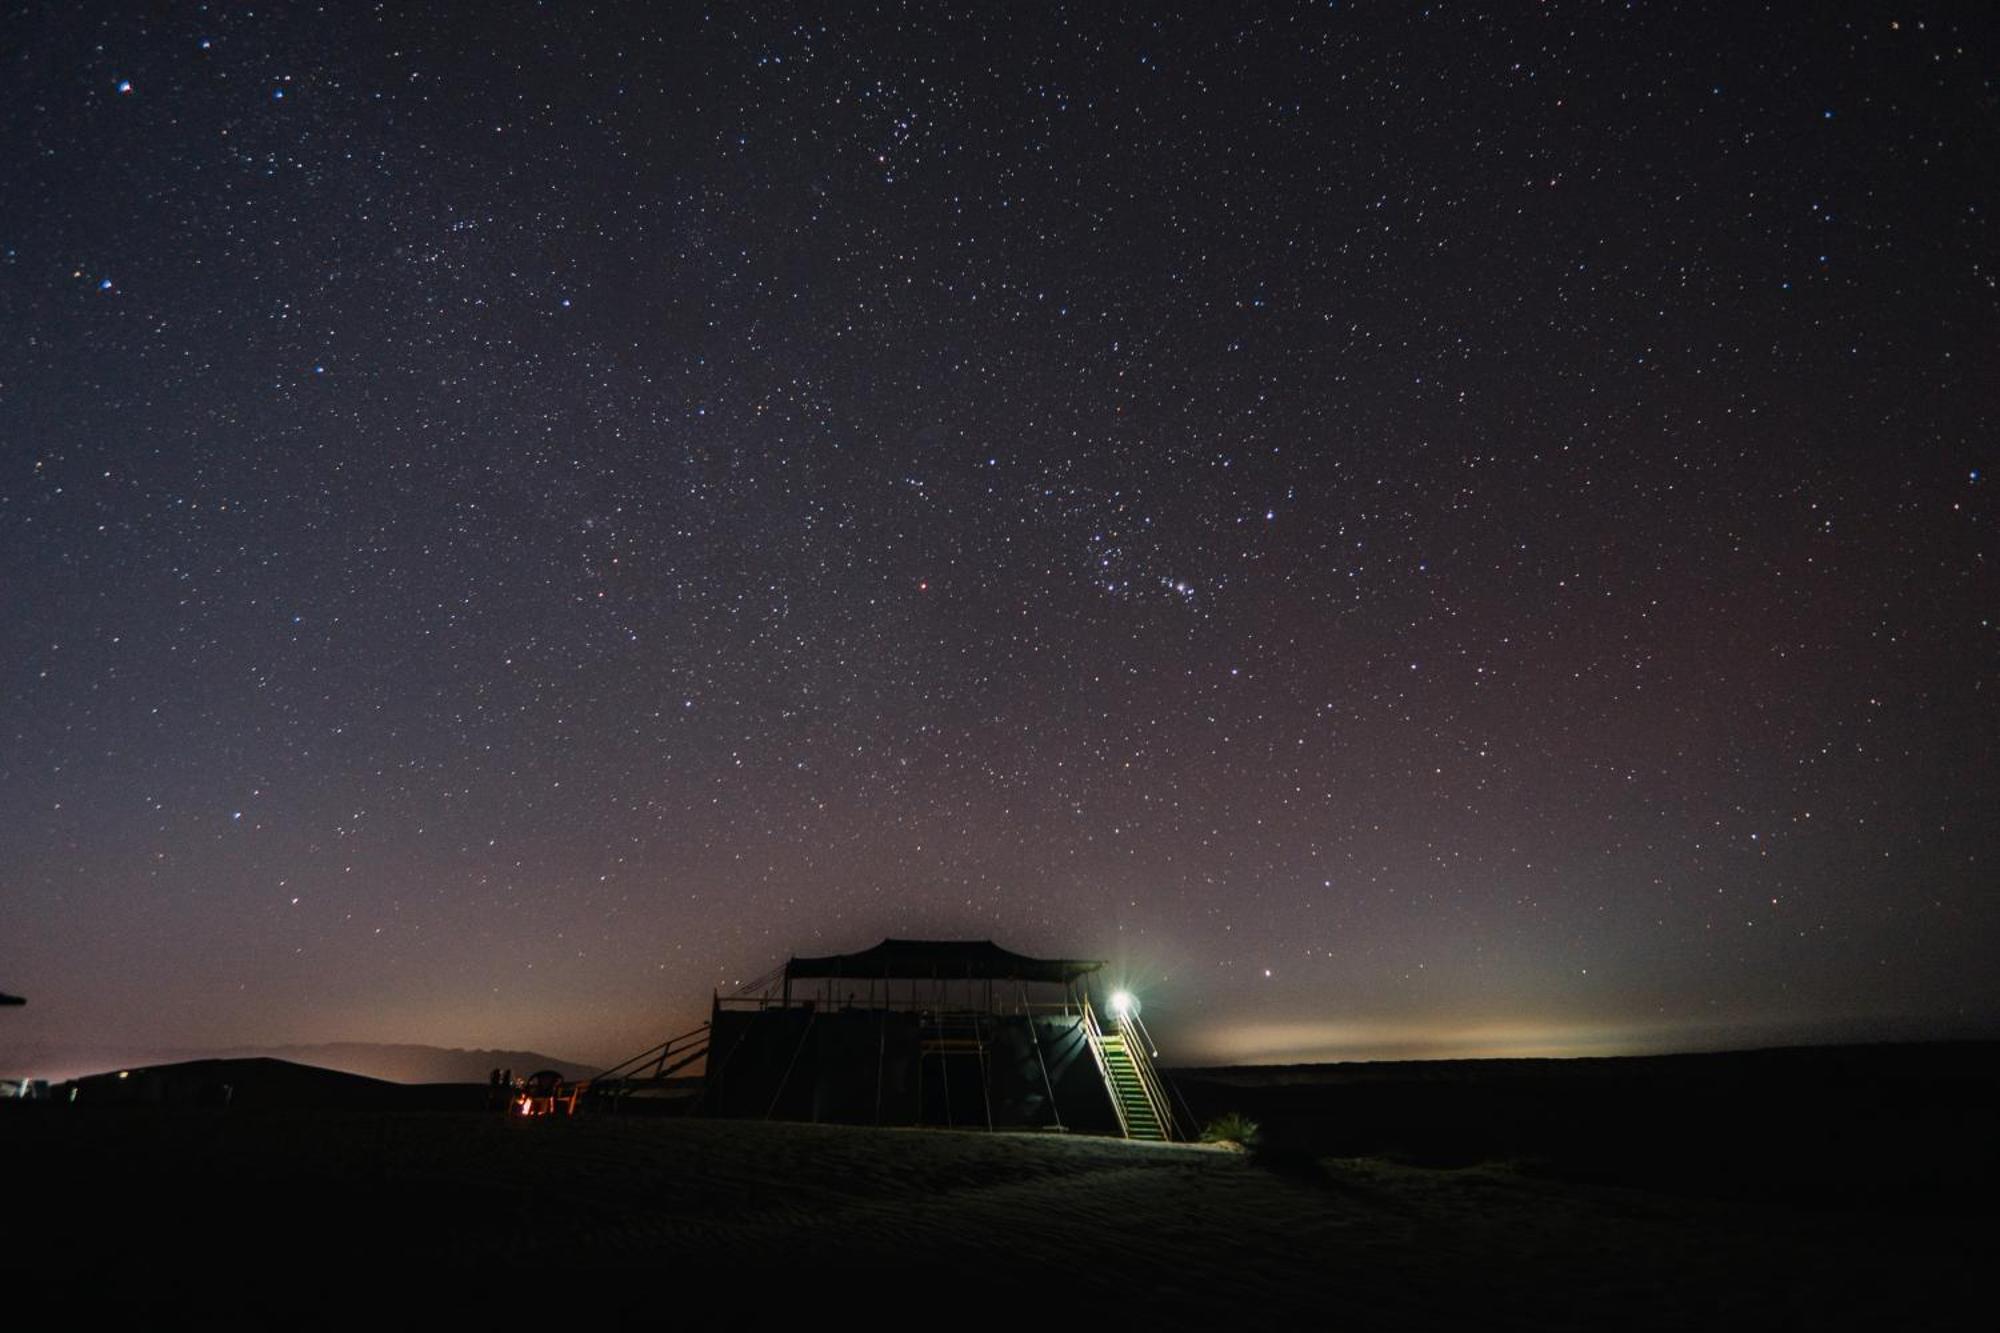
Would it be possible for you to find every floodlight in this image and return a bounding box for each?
[1109,990,1137,1018]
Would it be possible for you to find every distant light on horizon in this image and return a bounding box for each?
[1176,1013,1999,1067]
[1180,1021,1684,1066]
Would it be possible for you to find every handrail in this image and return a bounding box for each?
[1127,1010,1193,1139]
[1112,1010,1179,1141]
[710,995,1086,1013]
[1078,995,1132,1139]
[591,1022,711,1082]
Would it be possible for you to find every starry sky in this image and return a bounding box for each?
[3,2,1995,1072]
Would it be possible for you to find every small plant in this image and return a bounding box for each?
[1201,1111,1261,1149]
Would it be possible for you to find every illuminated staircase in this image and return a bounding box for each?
[1083,997,1178,1141]
[1098,1030,1167,1140]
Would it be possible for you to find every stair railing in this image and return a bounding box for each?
[1112,1008,1180,1141]
[1079,993,1133,1139]
[590,1022,712,1086]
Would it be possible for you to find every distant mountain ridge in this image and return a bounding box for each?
[1,1040,596,1085]
[223,1042,600,1085]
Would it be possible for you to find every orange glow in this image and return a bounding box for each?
[1178,1017,1745,1065]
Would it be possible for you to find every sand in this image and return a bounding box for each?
[2,1104,1979,1325]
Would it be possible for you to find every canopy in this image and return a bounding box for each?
[784,939,1103,984]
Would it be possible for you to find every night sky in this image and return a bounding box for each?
[3,3,1995,1072]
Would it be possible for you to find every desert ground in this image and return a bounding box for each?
[4,1044,1987,1325]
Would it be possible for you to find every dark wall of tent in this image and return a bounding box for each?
[705,1006,1121,1133]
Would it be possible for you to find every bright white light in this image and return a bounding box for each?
[1109,990,1136,1018]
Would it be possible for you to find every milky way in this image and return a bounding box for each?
[2,3,1994,1067]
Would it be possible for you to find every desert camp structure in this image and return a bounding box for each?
[598,939,1183,1140]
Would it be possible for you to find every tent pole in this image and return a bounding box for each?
[935,1001,952,1128]
[765,1010,816,1120]
[875,981,888,1125]
[1026,981,1062,1131]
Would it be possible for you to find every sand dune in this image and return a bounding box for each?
[4,1107,1978,1324]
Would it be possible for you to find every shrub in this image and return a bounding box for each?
[1201,1111,1261,1149]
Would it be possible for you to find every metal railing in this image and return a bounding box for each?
[590,1022,711,1086]
[1112,1008,1181,1141]
[713,992,1085,1015]
[1079,992,1182,1141]
[1079,994,1133,1139]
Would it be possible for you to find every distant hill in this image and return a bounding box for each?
[64,1056,414,1109]
[219,1043,598,1085]
[1,1040,595,1085]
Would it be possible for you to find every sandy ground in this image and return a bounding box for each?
[3,1107,1979,1326]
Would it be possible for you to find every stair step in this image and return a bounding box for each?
[1093,1024,1172,1142]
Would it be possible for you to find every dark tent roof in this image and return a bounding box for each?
[784,939,1103,983]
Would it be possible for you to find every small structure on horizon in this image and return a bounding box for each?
[688,938,1181,1139]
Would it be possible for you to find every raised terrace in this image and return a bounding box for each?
[686,938,1181,1139]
